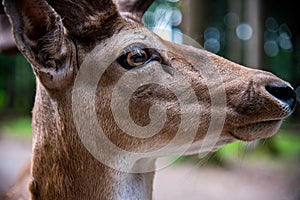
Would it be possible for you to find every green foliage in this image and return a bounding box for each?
[0,89,8,109]
[0,55,35,115]
[170,126,300,166]
[214,127,300,164]
[0,117,32,139]
[271,130,300,158]
[216,141,246,161]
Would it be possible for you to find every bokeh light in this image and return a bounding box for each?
[204,27,220,41]
[264,18,293,57]
[204,27,221,53]
[224,12,239,29]
[264,40,280,57]
[279,36,293,50]
[265,17,279,32]
[144,2,183,43]
[204,38,220,53]
[236,23,253,41]
[279,24,292,39]
[278,24,293,51]
[170,8,182,26]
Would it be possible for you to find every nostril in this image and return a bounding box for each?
[265,84,297,110]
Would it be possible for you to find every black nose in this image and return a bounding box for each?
[266,84,297,111]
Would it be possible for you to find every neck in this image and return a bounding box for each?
[29,85,155,200]
[114,170,155,200]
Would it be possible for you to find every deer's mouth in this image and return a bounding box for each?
[229,119,283,141]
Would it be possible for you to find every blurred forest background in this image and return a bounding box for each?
[1,0,299,160]
[144,0,300,161]
[0,0,300,199]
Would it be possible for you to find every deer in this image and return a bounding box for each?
[1,0,297,199]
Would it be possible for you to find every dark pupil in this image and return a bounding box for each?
[130,51,146,63]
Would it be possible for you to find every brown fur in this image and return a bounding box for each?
[2,0,296,199]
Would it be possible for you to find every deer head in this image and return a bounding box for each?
[3,0,296,199]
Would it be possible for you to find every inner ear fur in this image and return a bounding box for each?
[3,0,76,90]
[4,0,64,60]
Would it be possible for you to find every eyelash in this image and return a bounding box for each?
[117,46,162,70]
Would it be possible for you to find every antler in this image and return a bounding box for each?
[116,0,155,20]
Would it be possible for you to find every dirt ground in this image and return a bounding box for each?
[154,160,300,200]
[0,136,299,200]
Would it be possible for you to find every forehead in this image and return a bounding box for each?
[78,27,167,64]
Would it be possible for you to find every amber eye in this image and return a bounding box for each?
[118,45,162,70]
[127,48,148,67]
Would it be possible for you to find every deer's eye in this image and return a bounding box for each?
[127,48,148,67]
[118,45,162,70]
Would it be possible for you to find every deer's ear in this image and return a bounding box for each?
[4,0,76,90]
[116,0,154,23]
[4,0,64,60]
